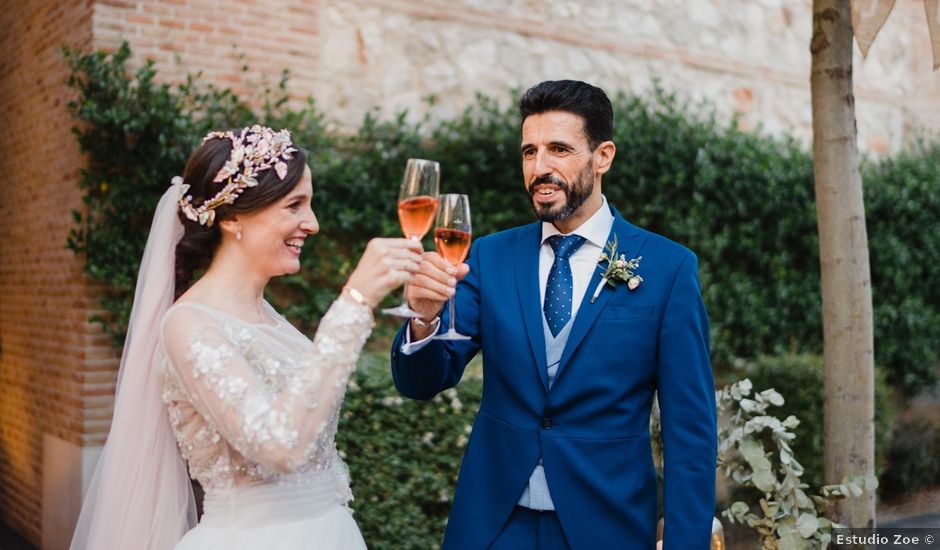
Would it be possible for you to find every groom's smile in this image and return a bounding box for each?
[527,165,594,223]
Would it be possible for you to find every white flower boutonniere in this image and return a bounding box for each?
[590,235,643,304]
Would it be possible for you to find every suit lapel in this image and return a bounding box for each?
[555,209,646,382]
[515,222,550,392]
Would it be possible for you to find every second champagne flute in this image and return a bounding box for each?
[434,194,472,340]
[381,158,440,317]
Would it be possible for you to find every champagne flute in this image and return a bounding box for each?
[433,194,472,340]
[382,158,440,317]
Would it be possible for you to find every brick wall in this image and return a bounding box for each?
[93,0,321,108]
[0,1,320,546]
[0,0,95,545]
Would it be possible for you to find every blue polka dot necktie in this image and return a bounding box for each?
[543,234,586,337]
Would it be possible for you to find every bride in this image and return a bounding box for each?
[70,125,422,549]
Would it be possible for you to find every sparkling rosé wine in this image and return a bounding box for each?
[398,195,438,239]
[434,228,472,265]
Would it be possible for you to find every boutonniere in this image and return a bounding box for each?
[590,235,643,304]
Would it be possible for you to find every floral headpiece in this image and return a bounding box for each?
[177,125,297,226]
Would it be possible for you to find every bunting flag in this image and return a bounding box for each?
[926,0,940,69]
[850,0,897,57]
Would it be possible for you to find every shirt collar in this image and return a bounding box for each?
[540,195,614,249]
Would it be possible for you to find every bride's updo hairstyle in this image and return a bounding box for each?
[174,126,308,298]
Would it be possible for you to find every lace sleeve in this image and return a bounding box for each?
[161,297,373,473]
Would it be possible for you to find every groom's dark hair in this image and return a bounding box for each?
[518,80,613,151]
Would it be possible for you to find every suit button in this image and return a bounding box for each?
[541,417,552,430]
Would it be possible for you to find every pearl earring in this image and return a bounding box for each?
[236,228,242,241]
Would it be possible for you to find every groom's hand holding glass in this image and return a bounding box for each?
[405,250,471,340]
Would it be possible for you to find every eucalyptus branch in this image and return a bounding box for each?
[717,379,877,550]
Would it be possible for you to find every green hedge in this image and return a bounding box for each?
[338,352,482,549]
[605,92,823,372]
[879,416,940,499]
[864,143,940,393]
[65,45,940,394]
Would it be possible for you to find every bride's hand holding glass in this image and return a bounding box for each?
[382,158,440,317]
[344,238,423,308]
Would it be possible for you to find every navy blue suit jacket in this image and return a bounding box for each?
[390,207,717,549]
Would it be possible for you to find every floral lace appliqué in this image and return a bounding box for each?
[162,298,372,495]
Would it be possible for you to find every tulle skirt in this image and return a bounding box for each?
[174,471,366,550]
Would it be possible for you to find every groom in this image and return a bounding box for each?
[390,80,717,549]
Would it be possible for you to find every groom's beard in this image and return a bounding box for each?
[527,160,594,223]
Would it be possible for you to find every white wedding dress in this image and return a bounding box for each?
[159,297,372,549]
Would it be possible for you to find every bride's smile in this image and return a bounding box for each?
[223,165,319,279]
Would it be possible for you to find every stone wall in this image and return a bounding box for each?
[313,0,940,155]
